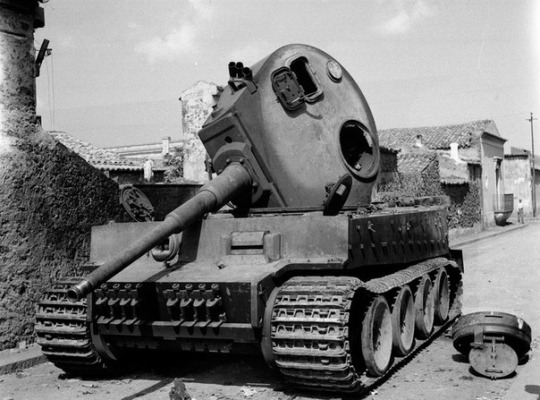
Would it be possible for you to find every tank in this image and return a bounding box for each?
[35,44,464,393]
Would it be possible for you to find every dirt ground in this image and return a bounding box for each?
[1,223,539,400]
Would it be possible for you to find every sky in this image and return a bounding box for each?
[34,0,540,152]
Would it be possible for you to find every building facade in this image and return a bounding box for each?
[504,147,540,218]
[378,120,509,227]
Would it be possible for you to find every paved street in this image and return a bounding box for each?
[460,223,540,333]
[1,223,539,400]
[459,222,540,400]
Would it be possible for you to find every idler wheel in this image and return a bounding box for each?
[433,268,450,324]
[361,295,394,376]
[414,275,435,339]
[391,285,415,357]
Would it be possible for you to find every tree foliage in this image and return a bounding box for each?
[163,146,185,183]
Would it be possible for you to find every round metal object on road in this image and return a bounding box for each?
[452,311,532,359]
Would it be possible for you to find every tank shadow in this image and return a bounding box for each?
[128,352,345,399]
[451,353,469,364]
[519,353,530,365]
[467,366,517,380]
[525,385,540,400]
[58,352,359,400]
[121,379,174,400]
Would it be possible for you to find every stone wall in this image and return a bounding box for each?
[0,1,128,349]
[0,110,129,349]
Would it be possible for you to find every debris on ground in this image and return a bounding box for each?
[82,383,99,388]
[241,386,257,397]
[169,378,192,400]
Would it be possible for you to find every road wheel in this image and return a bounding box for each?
[391,285,415,356]
[414,275,435,339]
[433,268,450,324]
[361,295,394,376]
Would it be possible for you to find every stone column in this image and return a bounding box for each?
[0,0,43,122]
[179,81,221,183]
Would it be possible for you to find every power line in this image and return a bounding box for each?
[526,112,537,217]
[51,52,56,127]
[44,57,53,127]
[42,50,56,128]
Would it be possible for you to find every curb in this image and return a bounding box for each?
[449,223,528,248]
[0,344,46,375]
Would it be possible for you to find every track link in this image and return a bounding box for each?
[267,257,462,392]
[35,278,111,375]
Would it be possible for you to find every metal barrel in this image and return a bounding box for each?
[67,163,252,301]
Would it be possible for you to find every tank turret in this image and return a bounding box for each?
[200,44,380,209]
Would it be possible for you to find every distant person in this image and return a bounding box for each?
[143,158,154,182]
[517,198,524,224]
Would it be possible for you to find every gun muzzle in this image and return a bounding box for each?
[67,163,252,301]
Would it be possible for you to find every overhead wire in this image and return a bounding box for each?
[50,51,56,128]
[44,55,53,127]
[42,46,56,128]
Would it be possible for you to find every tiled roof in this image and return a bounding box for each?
[379,120,499,151]
[438,154,469,184]
[49,131,162,171]
[395,148,470,185]
[397,149,437,175]
[507,146,540,168]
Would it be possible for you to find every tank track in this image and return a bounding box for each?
[35,277,111,375]
[267,257,462,393]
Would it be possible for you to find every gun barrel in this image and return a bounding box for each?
[67,163,252,301]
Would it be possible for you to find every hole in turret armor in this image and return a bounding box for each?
[339,120,379,180]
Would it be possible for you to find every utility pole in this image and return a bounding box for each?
[527,112,537,217]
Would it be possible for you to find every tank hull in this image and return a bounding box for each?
[37,204,463,376]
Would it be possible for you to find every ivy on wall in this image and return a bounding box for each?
[377,160,482,229]
[378,159,444,200]
[444,181,481,229]
[163,146,185,183]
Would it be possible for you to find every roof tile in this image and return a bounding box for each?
[48,131,151,171]
[397,150,437,174]
[379,120,498,151]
